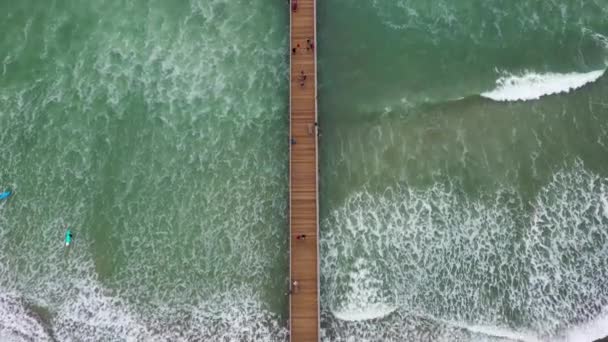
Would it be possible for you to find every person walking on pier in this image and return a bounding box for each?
[296,234,307,240]
[292,280,300,294]
[292,0,297,12]
[298,70,307,87]
[306,38,315,51]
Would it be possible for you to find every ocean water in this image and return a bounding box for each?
[3,0,608,341]
[0,1,289,341]
[318,0,608,341]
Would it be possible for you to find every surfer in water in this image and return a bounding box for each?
[0,188,12,201]
[65,229,73,247]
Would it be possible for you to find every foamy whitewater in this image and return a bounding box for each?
[318,0,608,340]
[0,0,289,341]
[482,69,606,102]
[2,0,608,340]
[321,161,608,341]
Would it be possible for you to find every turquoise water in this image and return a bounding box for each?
[318,0,608,341]
[3,0,608,341]
[0,1,289,340]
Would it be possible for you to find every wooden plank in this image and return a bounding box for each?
[289,0,319,341]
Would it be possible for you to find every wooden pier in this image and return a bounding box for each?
[289,0,319,341]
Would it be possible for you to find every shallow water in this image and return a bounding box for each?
[0,1,289,340]
[2,0,608,341]
[318,0,608,341]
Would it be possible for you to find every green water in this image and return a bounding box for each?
[2,0,608,341]
[318,0,608,341]
[0,0,289,340]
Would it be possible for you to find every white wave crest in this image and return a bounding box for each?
[332,304,397,322]
[330,259,397,322]
[0,292,53,342]
[435,319,541,342]
[321,160,608,341]
[0,282,287,342]
[560,307,608,342]
[481,69,605,102]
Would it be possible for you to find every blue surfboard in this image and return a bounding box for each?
[0,190,11,200]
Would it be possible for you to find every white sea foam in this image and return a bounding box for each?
[0,291,53,342]
[449,322,541,342]
[0,252,287,342]
[332,304,397,322]
[0,176,287,341]
[330,258,397,322]
[481,69,605,102]
[559,307,608,342]
[0,1,287,341]
[321,160,608,341]
[52,281,286,341]
[408,316,542,342]
[0,286,287,342]
[584,29,608,51]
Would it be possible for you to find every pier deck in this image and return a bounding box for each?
[289,0,319,341]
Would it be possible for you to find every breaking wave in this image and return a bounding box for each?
[321,160,608,341]
[0,268,287,342]
[481,69,605,102]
